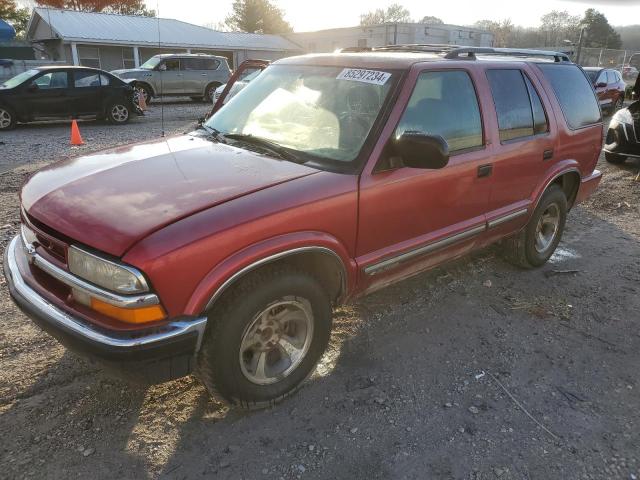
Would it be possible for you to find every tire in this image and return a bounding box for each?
[196,265,332,409]
[502,184,567,269]
[137,85,152,105]
[204,83,220,103]
[0,105,16,130]
[106,102,131,125]
[605,151,627,164]
[613,96,624,111]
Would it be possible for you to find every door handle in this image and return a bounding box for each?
[201,73,208,76]
[477,164,493,178]
[543,149,554,160]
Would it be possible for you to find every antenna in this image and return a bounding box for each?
[156,0,165,137]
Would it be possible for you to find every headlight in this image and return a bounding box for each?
[612,108,633,125]
[68,246,149,294]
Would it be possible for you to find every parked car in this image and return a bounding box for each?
[0,66,139,130]
[615,64,639,82]
[111,53,231,103]
[213,68,262,105]
[4,46,603,408]
[583,67,626,114]
[603,100,640,164]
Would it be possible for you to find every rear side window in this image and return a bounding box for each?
[537,64,601,129]
[204,59,220,70]
[74,71,100,88]
[487,69,537,142]
[396,70,483,153]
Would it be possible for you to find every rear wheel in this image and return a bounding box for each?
[196,265,332,409]
[502,184,567,268]
[605,151,627,164]
[0,106,16,130]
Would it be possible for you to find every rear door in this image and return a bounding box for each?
[482,67,555,234]
[24,70,71,118]
[71,70,103,116]
[181,58,206,95]
[158,58,183,95]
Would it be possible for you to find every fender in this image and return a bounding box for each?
[184,231,358,316]
[529,160,581,212]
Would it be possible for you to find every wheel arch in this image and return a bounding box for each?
[533,165,581,212]
[203,81,222,97]
[185,234,356,316]
[136,81,155,97]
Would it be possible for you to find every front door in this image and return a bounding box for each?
[24,70,71,118]
[157,58,183,96]
[356,68,491,292]
[181,57,208,95]
[71,70,103,116]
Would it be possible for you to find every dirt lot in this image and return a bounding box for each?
[0,103,639,480]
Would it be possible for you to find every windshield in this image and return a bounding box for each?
[585,70,600,83]
[204,64,396,164]
[1,69,39,88]
[140,57,161,70]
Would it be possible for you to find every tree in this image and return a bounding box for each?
[360,3,411,26]
[474,19,513,47]
[420,16,443,25]
[34,0,155,16]
[225,0,292,34]
[540,10,580,47]
[0,0,31,38]
[581,8,621,49]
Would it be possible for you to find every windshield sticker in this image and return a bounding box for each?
[336,68,391,85]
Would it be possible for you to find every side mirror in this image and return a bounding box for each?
[393,132,449,169]
[27,83,38,92]
[596,82,607,88]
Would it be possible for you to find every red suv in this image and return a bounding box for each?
[584,67,626,114]
[4,46,603,408]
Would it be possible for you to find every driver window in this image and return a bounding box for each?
[596,72,607,85]
[396,70,483,153]
[33,71,68,89]
[162,59,180,71]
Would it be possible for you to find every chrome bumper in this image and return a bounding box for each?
[4,235,207,357]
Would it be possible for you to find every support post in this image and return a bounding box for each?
[70,42,79,65]
[133,46,140,67]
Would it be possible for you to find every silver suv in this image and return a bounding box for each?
[111,53,231,103]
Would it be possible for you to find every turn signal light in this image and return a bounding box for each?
[90,298,166,324]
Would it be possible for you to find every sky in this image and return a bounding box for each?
[144,0,640,31]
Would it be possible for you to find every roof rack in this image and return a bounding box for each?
[337,44,571,63]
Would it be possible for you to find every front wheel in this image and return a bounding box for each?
[196,265,332,409]
[106,102,131,124]
[605,151,627,164]
[502,184,567,268]
[204,83,220,103]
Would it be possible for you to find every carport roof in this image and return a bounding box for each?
[29,8,302,52]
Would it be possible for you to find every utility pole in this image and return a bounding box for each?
[575,27,586,65]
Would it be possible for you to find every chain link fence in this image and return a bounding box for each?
[576,47,640,85]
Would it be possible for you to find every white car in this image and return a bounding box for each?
[213,68,262,105]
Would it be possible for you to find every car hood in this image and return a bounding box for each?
[111,68,148,77]
[21,133,320,256]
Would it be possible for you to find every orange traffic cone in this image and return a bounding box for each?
[138,88,147,111]
[70,120,84,146]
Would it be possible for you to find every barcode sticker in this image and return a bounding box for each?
[336,68,391,85]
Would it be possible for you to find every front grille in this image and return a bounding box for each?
[22,212,69,265]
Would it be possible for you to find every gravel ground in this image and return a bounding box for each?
[0,98,211,174]
[0,109,639,480]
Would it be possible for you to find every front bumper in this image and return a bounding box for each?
[604,121,640,158]
[3,235,207,384]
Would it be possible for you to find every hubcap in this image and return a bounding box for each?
[111,105,129,122]
[239,297,314,385]
[535,203,560,253]
[0,109,11,128]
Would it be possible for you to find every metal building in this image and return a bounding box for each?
[26,8,302,70]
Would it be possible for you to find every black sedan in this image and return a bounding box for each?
[0,66,139,130]
[604,101,640,164]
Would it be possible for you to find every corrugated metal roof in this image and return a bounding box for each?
[33,8,301,51]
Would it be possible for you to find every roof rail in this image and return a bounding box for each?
[444,47,571,62]
[336,44,572,62]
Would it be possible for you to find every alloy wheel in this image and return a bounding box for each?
[0,109,12,129]
[111,104,129,123]
[534,203,560,253]
[239,297,314,385]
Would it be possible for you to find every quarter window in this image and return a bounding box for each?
[487,69,541,142]
[538,64,601,129]
[396,70,483,153]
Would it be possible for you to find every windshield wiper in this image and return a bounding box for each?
[200,124,228,144]
[223,133,305,163]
